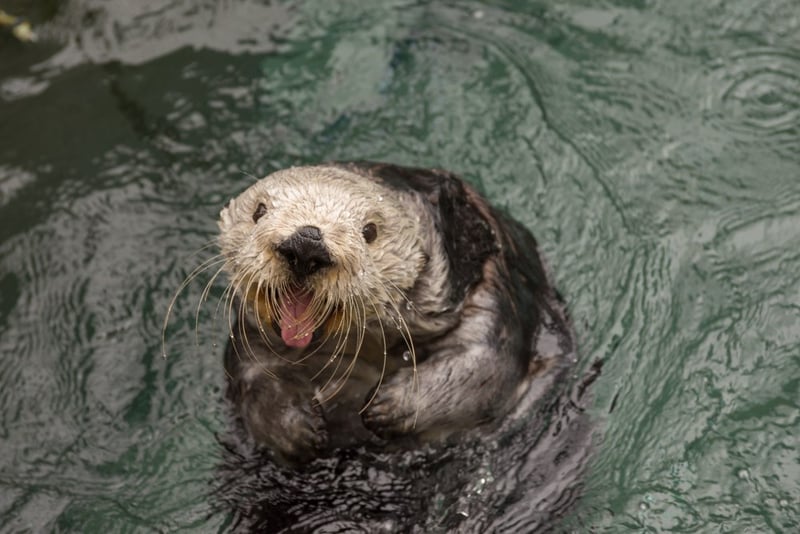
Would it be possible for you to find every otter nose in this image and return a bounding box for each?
[276,225,333,277]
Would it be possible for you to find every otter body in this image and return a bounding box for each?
[218,162,574,463]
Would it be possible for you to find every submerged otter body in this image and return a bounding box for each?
[215,162,596,531]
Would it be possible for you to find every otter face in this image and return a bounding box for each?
[218,166,428,350]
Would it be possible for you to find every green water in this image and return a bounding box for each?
[1,0,798,532]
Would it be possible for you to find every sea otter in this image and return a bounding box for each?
[216,161,575,465]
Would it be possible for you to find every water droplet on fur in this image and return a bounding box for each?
[359,270,366,278]
[404,301,412,311]
[738,468,750,480]
[402,350,411,362]
[377,195,384,202]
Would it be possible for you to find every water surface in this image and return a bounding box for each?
[1,0,798,531]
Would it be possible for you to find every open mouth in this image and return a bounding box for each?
[277,285,317,349]
[247,283,339,349]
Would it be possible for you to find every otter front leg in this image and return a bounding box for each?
[362,308,527,438]
[225,344,328,463]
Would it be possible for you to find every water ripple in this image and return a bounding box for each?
[705,47,800,159]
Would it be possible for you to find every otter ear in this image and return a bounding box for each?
[219,198,236,230]
[333,162,498,302]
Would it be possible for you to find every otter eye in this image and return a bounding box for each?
[253,203,267,223]
[362,223,377,244]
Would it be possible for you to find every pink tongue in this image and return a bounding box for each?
[279,287,315,349]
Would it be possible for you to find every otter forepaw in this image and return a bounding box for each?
[361,370,418,438]
[240,379,329,463]
[280,401,329,462]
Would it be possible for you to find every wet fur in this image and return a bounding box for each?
[218,162,574,463]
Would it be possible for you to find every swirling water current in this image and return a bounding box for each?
[0,1,798,532]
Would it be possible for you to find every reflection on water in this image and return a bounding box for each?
[0,0,798,531]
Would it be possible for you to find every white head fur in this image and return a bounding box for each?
[218,165,443,351]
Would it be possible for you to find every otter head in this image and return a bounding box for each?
[218,166,430,350]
